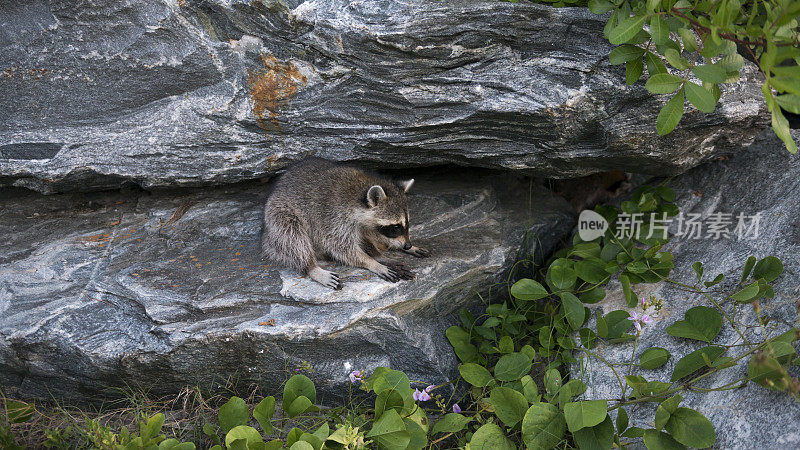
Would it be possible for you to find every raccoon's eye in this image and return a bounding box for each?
[378,224,404,238]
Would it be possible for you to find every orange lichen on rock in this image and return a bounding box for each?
[247,54,307,129]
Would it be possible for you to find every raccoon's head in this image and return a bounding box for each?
[364,179,415,250]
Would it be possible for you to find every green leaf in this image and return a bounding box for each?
[142,413,165,441]
[666,306,722,342]
[283,374,317,412]
[510,279,549,301]
[643,429,686,449]
[684,81,716,113]
[739,256,756,283]
[573,415,614,450]
[551,265,577,291]
[459,363,494,387]
[374,389,405,419]
[777,94,800,114]
[405,411,429,450]
[616,408,629,433]
[253,396,275,436]
[753,256,783,282]
[580,287,605,305]
[490,387,530,427]
[655,185,675,202]
[678,28,697,52]
[609,16,647,45]
[640,347,671,369]
[656,88,685,135]
[494,352,533,382]
[469,423,515,450]
[290,442,314,450]
[5,400,34,424]
[521,375,540,403]
[599,310,633,339]
[664,408,716,448]
[575,258,610,285]
[432,413,471,435]
[645,52,668,75]
[654,394,682,430]
[287,396,315,418]
[691,261,704,281]
[664,48,689,70]
[645,73,684,94]
[225,426,263,448]
[650,16,669,45]
[540,326,555,349]
[560,292,586,331]
[579,328,598,349]
[314,423,330,442]
[610,44,645,65]
[748,352,792,391]
[564,400,608,432]
[219,397,249,434]
[731,281,760,303]
[544,368,562,396]
[693,64,728,83]
[771,102,797,153]
[158,439,195,450]
[521,402,566,450]
[771,76,800,96]
[671,346,726,382]
[498,335,514,354]
[365,409,410,450]
[446,326,480,364]
[588,0,614,14]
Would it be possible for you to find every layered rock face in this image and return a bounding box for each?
[1,0,766,193]
[572,131,800,448]
[0,169,575,402]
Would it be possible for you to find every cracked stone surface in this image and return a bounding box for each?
[1,0,767,194]
[0,168,576,402]
[570,131,800,449]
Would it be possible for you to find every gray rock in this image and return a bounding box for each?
[571,131,800,449]
[1,0,766,194]
[0,169,575,402]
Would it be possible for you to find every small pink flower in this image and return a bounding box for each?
[413,388,431,402]
[425,384,435,393]
[348,370,363,384]
[452,404,462,414]
[628,311,653,333]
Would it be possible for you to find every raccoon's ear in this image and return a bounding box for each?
[399,179,414,193]
[366,185,387,207]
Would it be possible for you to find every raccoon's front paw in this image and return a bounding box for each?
[374,263,415,282]
[309,267,343,290]
[405,246,431,258]
[385,261,416,280]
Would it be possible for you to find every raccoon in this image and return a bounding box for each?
[261,157,431,290]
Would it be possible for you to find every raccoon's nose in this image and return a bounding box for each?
[403,242,412,250]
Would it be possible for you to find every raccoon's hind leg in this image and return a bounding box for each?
[262,205,343,290]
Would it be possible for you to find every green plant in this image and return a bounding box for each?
[442,184,798,448]
[589,0,800,152]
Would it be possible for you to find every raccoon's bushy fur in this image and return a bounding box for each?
[261,158,430,289]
